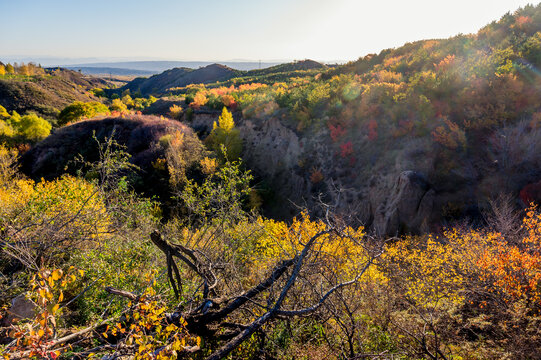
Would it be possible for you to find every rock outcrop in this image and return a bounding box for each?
[240,117,308,218]
[2,294,36,325]
[372,171,435,236]
[185,111,438,233]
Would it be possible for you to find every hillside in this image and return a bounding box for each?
[168,4,541,233]
[0,67,107,119]
[120,63,241,95]
[121,60,327,96]
[246,59,327,76]
[20,114,206,201]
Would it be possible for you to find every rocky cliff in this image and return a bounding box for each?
[188,110,440,234]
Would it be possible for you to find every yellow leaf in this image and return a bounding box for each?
[52,269,63,281]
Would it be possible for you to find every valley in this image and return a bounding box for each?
[1,3,541,359]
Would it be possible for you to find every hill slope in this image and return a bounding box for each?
[120,64,240,95]
[121,60,327,95]
[0,68,106,118]
[174,4,541,233]
[20,114,205,201]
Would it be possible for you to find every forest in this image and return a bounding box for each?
[1,3,541,360]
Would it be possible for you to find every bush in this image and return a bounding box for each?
[58,101,110,126]
[15,113,52,141]
[168,104,183,119]
[109,98,128,112]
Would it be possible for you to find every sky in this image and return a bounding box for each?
[0,0,537,64]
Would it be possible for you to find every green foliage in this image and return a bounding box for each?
[90,87,106,97]
[205,107,242,161]
[15,113,52,141]
[132,95,157,110]
[178,159,252,222]
[69,235,166,323]
[5,64,15,74]
[0,110,51,143]
[58,101,110,126]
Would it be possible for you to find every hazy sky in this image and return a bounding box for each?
[0,0,536,63]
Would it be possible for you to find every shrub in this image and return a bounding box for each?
[15,113,52,142]
[58,101,110,126]
[168,104,183,119]
[109,98,128,112]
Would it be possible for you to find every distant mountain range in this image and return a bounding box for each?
[119,60,327,95]
[60,61,285,76]
[62,67,157,76]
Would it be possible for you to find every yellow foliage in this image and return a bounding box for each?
[0,173,111,267]
[199,156,218,175]
[101,280,200,360]
[191,91,208,108]
[168,104,183,119]
[388,233,472,307]
[213,107,235,133]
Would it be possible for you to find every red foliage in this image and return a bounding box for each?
[515,15,533,29]
[520,180,541,205]
[328,123,346,142]
[340,141,353,158]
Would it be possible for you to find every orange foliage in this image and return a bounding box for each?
[434,55,456,72]
[478,206,541,307]
[309,167,324,184]
[431,118,466,150]
[191,92,208,108]
[221,94,237,109]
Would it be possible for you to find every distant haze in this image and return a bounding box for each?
[0,0,536,63]
[62,61,284,73]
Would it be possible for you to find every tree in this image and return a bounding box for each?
[121,94,134,108]
[15,113,52,142]
[205,107,242,161]
[5,63,14,74]
[58,101,110,126]
[0,65,5,76]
